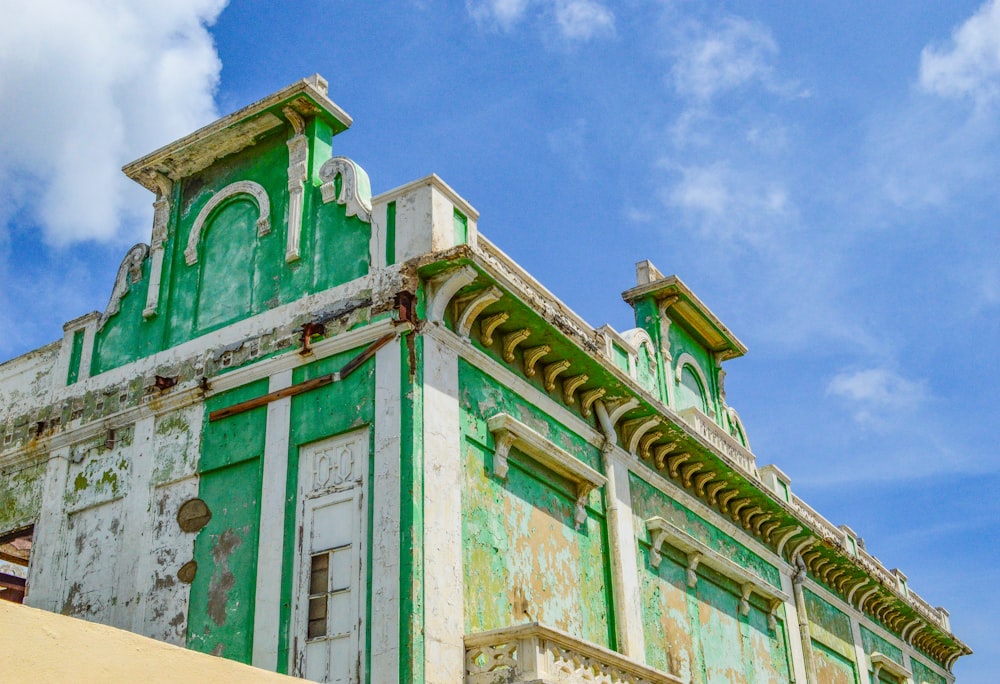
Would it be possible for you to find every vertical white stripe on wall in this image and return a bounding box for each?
[252,368,293,670]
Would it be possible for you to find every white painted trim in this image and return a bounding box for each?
[185,180,271,265]
[424,326,605,451]
[487,413,606,527]
[779,570,811,684]
[645,517,789,614]
[371,339,401,682]
[113,416,156,631]
[428,265,478,324]
[284,128,308,263]
[23,447,70,612]
[252,369,292,670]
[604,450,646,660]
[319,156,373,223]
[421,334,465,683]
[143,179,172,318]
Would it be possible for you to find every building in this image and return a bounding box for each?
[0,75,970,683]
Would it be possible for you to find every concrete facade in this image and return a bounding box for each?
[0,76,970,683]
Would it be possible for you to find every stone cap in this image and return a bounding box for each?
[123,74,351,193]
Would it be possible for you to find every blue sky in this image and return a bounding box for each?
[1,1,997,679]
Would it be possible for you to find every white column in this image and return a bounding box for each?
[114,415,156,631]
[24,447,70,611]
[780,570,811,683]
[604,449,646,659]
[422,333,465,682]
[252,369,292,670]
[371,339,402,680]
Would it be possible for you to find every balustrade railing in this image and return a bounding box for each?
[465,623,682,684]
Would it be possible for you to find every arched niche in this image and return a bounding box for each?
[185,180,271,266]
[194,198,259,332]
[674,353,711,415]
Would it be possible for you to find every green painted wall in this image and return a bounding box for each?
[459,359,614,648]
[89,119,371,376]
[278,346,377,674]
[667,323,719,417]
[805,588,860,683]
[66,330,84,385]
[861,625,903,666]
[187,379,268,663]
[912,657,947,684]
[629,474,781,588]
[632,484,791,683]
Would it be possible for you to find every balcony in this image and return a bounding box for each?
[465,622,682,684]
[679,407,757,478]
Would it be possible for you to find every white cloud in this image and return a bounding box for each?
[920,0,1000,107]
[661,161,791,243]
[826,368,927,429]
[466,0,531,30]
[554,0,614,41]
[466,0,613,41]
[0,1,227,246]
[670,16,780,103]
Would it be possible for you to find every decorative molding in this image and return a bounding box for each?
[185,180,271,265]
[480,312,509,347]
[98,243,150,331]
[283,106,308,262]
[487,413,606,527]
[428,264,478,323]
[579,387,606,418]
[623,416,659,455]
[645,516,788,629]
[456,286,503,337]
[562,373,588,405]
[651,441,679,470]
[319,156,373,223]
[502,329,531,363]
[465,622,682,684]
[870,652,911,681]
[543,360,571,393]
[522,345,551,377]
[142,173,172,318]
[605,397,639,426]
[674,352,711,409]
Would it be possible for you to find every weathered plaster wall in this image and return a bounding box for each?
[459,359,614,649]
[804,588,860,684]
[630,473,790,683]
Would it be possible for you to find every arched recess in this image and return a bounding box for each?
[674,353,710,415]
[185,180,271,266]
[194,198,259,332]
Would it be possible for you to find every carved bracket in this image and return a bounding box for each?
[456,286,503,337]
[488,413,607,528]
[645,516,789,629]
[98,243,150,331]
[319,156,373,223]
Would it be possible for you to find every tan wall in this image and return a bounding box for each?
[0,600,301,683]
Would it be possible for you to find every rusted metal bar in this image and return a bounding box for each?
[339,332,394,379]
[208,333,396,422]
